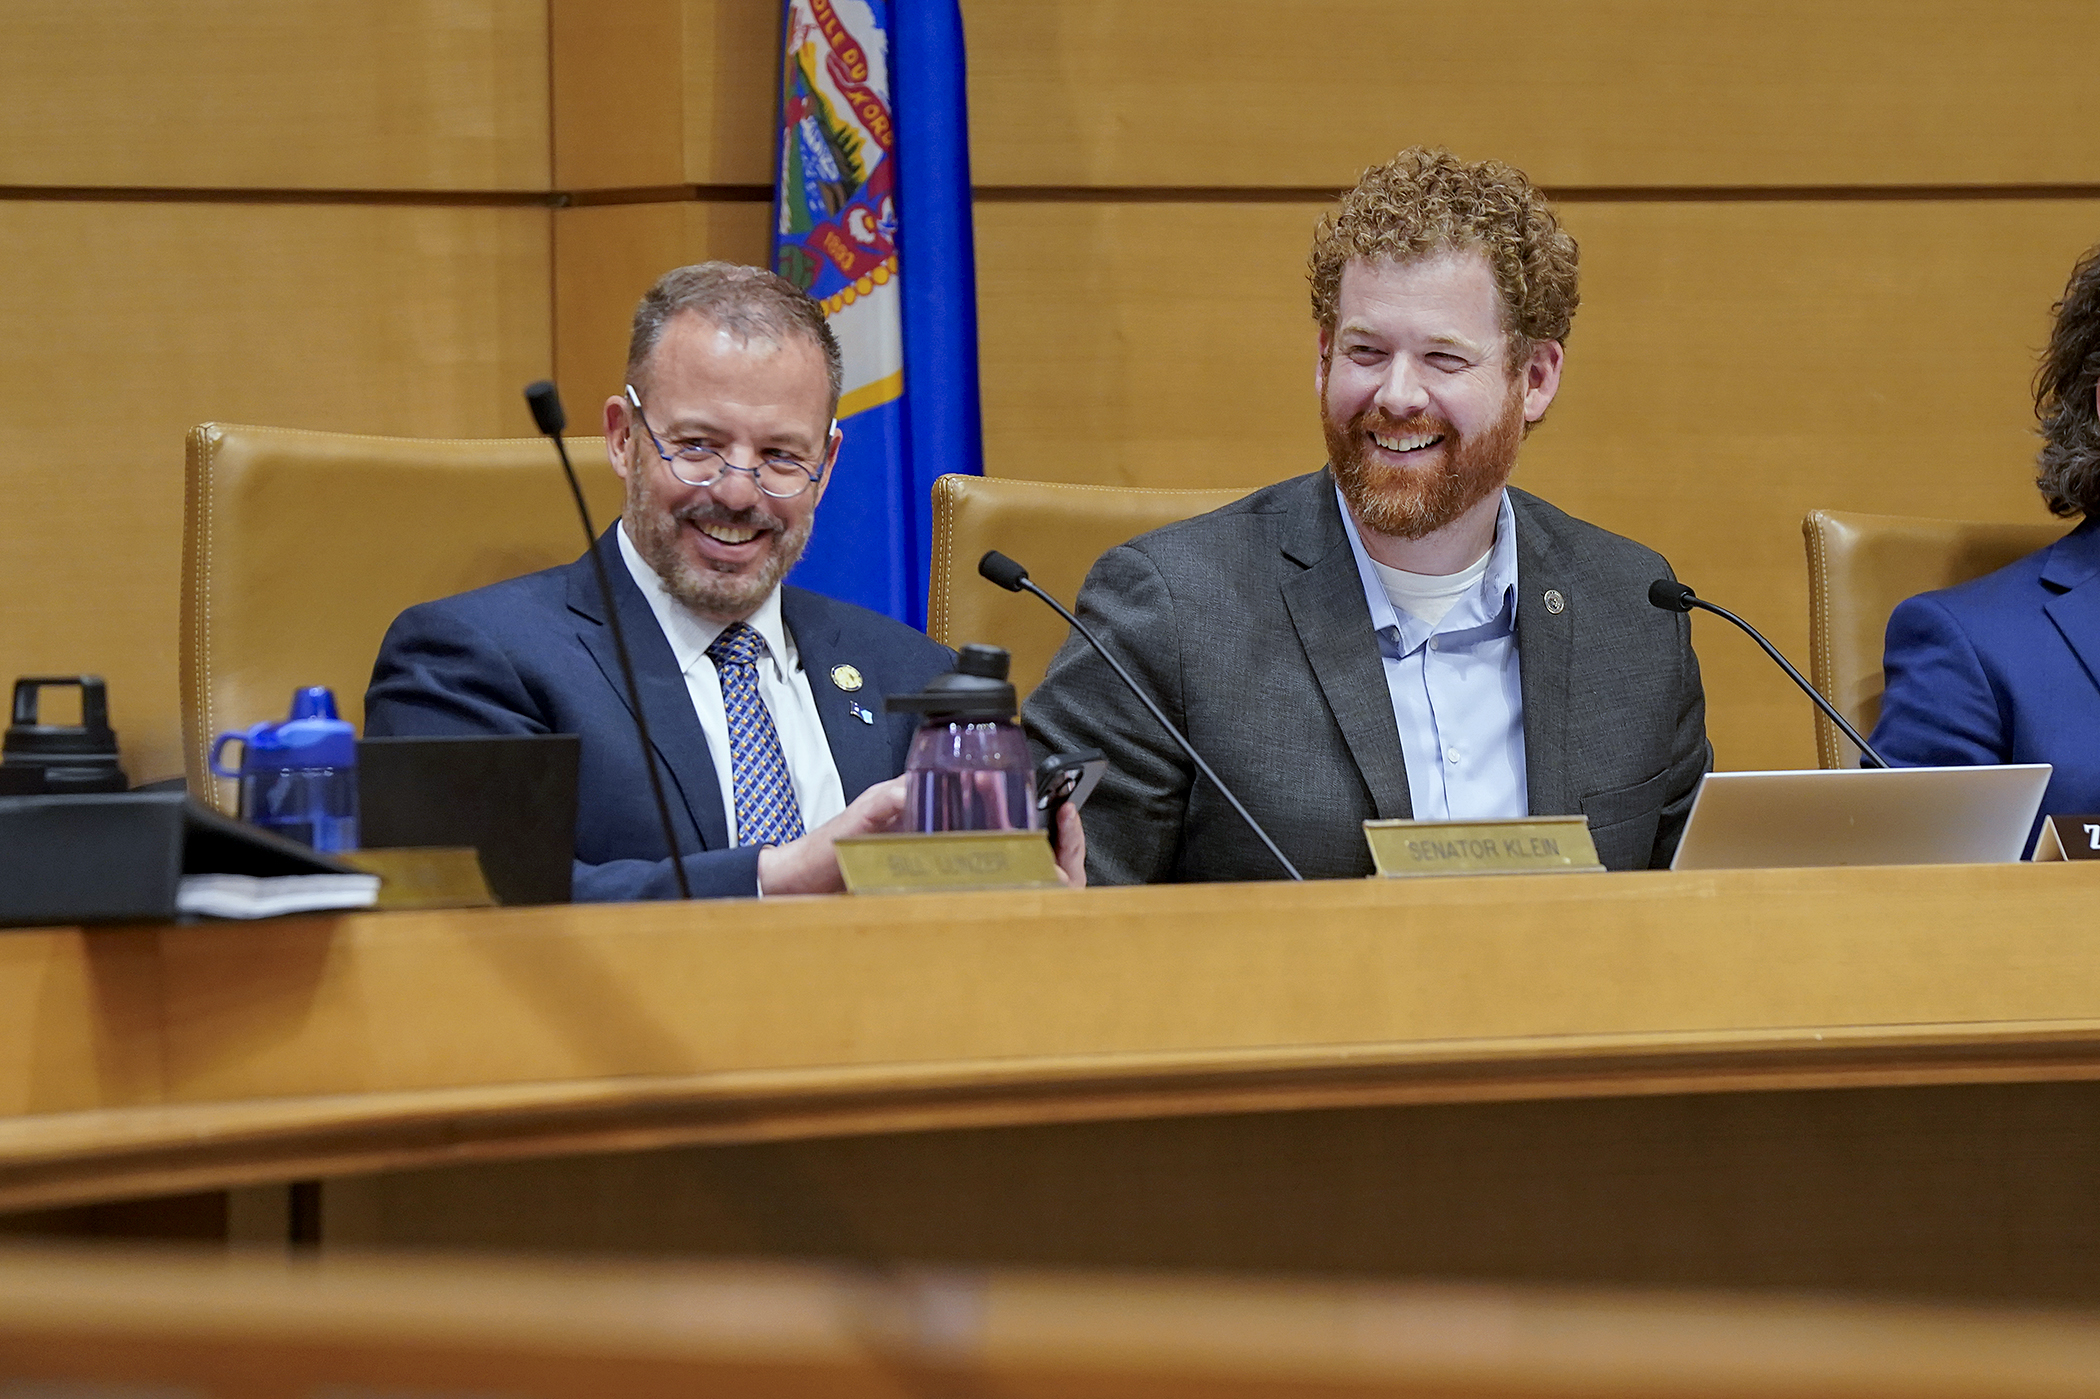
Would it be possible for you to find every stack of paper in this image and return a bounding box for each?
[175,873,381,920]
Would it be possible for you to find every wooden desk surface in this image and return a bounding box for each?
[2,863,2097,1211]
[8,1244,2100,1398]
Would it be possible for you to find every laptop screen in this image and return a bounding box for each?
[1670,764,2052,871]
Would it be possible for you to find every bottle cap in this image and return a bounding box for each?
[1,676,127,793]
[884,645,1019,720]
[213,687,357,775]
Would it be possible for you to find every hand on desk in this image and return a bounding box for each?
[755,778,1089,895]
[758,777,908,896]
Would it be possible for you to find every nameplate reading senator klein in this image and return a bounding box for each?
[1362,815,1604,878]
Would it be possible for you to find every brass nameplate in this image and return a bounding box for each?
[836,829,1063,895]
[1362,815,1604,878]
[339,847,497,909]
[2033,814,2100,862]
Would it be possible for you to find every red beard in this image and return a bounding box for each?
[1324,388,1523,541]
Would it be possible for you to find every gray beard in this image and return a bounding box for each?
[624,478,814,624]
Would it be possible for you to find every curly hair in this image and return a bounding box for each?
[2036,243,2100,519]
[1309,148,1579,371]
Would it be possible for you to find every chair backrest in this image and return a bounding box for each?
[1802,509,2066,767]
[181,423,624,810]
[927,475,1252,699]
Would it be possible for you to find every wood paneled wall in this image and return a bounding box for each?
[0,5,553,785]
[0,2,549,191]
[550,0,2099,770]
[2,2,2094,783]
[965,2,2100,188]
[965,1,2099,770]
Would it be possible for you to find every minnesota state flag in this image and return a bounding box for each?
[771,0,982,627]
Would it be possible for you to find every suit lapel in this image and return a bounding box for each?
[783,589,896,802]
[1510,492,1574,817]
[2042,519,2100,693]
[566,528,730,852]
[1279,475,1414,820]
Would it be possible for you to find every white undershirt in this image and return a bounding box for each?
[1369,548,1492,628]
[616,521,846,844]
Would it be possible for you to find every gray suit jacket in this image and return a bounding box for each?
[1022,470,1711,882]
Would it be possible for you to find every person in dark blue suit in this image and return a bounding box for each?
[367,263,1083,900]
[1871,242,2100,838]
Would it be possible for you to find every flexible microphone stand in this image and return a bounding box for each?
[525,381,693,900]
[1646,579,1890,769]
[980,550,1303,881]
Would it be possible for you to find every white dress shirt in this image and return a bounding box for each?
[1338,486,1528,821]
[617,522,846,843]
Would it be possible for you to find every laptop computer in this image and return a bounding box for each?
[358,734,580,904]
[1670,764,2052,871]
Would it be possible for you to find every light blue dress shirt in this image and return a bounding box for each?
[1337,486,1528,820]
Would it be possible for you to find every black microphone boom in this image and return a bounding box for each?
[1646,578,1891,769]
[980,550,1304,881]
[525,380,693,899]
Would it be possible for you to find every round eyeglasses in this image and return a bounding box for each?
[624,385,833,499]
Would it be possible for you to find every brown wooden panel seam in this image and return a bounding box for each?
[556,182,2100,206]
[12,183,2098,209]
[561,184,773,206]
[556,183,2100,205]
[0,186,559,207]
[975,183,2100,204]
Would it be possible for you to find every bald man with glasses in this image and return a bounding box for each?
[366,263,1070,900]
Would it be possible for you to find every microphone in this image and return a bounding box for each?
[525,380,693,900]
[524,380,566,436]
[1646,579,1890,769]
[981,551,1304,881]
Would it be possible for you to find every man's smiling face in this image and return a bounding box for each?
[606,310,837,623]
[1317,250,1558,543]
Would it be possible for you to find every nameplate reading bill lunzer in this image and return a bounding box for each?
[2031,814,2100,862]
[836,829,1064,894]
[1362,815,1604,878]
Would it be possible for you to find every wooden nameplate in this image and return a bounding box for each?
[1362,815,1604,878]
[835,830,1063,895]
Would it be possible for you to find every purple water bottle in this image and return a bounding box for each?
[886,645,1039,833]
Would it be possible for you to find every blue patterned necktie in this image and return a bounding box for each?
[705,622,806,848]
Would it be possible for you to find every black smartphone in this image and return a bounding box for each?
[1036,748,1107,846]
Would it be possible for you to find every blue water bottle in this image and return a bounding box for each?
[209,687,359,852]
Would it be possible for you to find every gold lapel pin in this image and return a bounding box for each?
[830,663,864,692]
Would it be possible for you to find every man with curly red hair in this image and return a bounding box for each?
[1026,148,1712,882]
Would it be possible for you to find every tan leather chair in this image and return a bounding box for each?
[927,475,1251,699]
[1802,509,2067,767]
[181,423,624,810]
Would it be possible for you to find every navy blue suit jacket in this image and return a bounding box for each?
[1870,515,2100,843]
[364,529,954,901]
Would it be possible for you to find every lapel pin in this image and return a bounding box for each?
[1543,589,1566,615]
[848,701,875,725]
[830,663,864,692]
